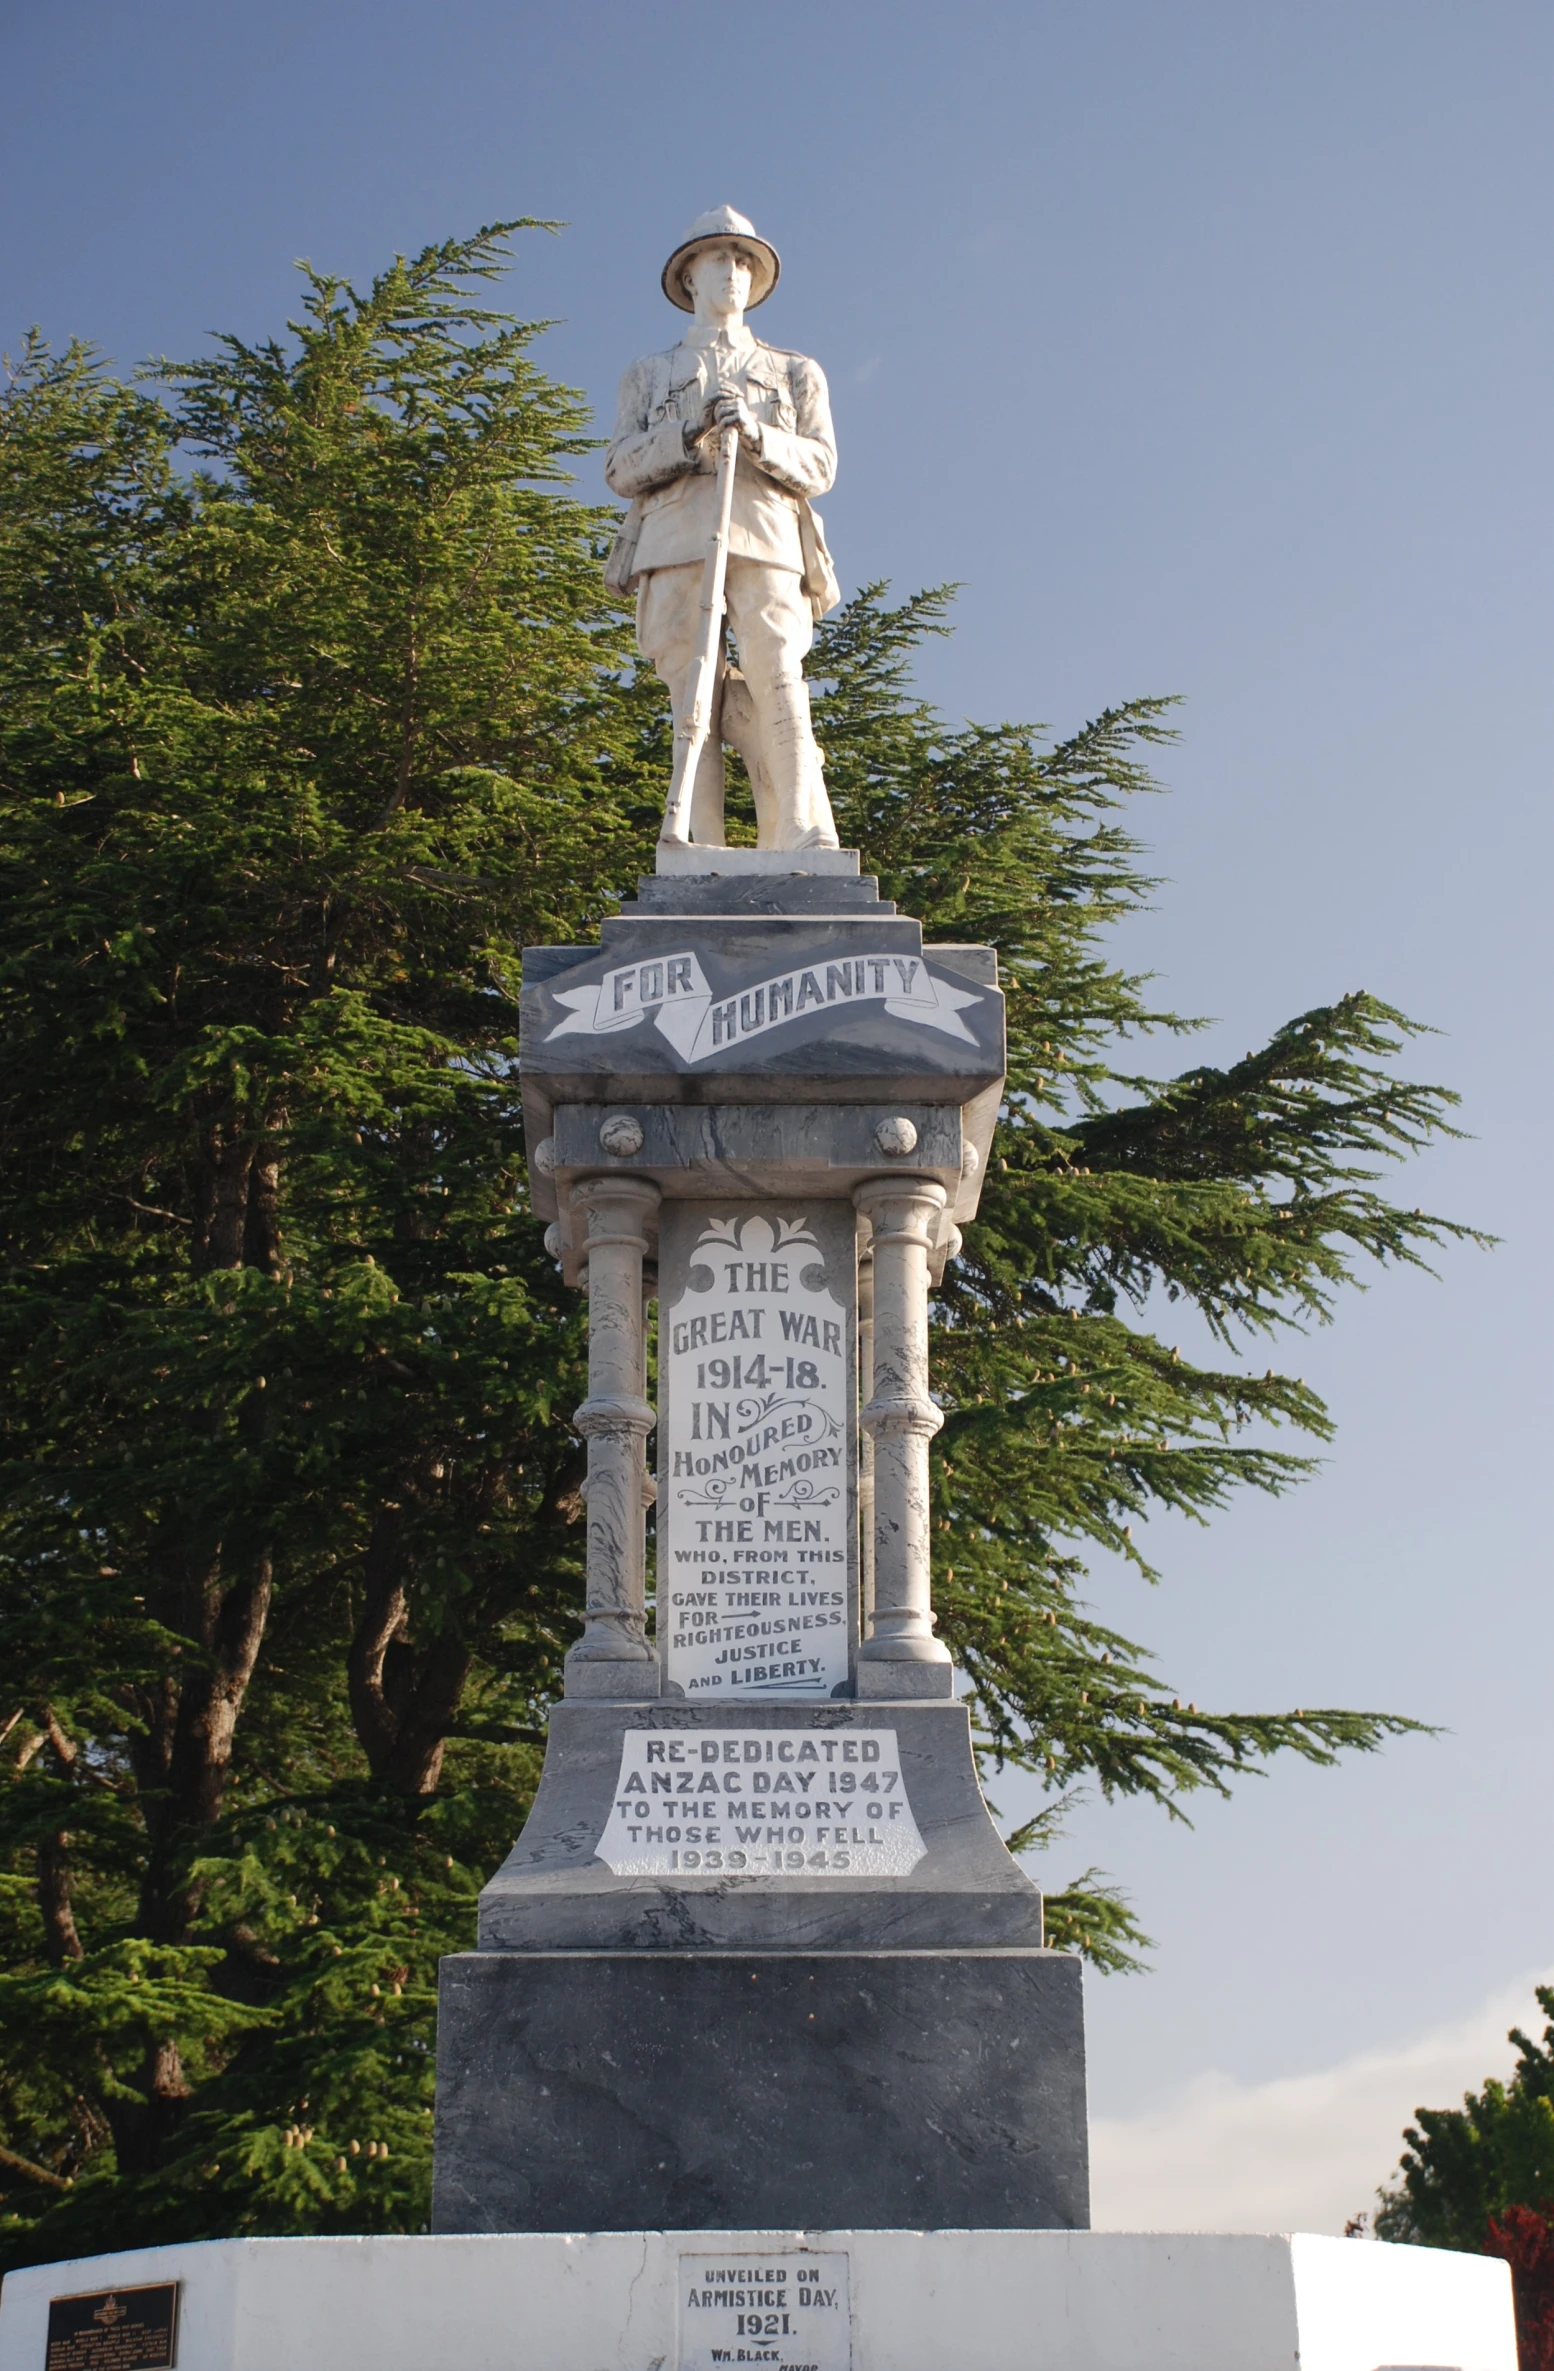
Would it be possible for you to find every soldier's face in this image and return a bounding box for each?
[685,246,753,320]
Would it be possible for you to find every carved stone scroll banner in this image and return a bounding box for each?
[594,1726,928,1877]
[677,2250,852,2371]
[657,1203,857,1699]
[545,948,982,1059]
[45,2285,178,2371]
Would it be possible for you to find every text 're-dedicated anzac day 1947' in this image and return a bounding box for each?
[595,1729,927,1876]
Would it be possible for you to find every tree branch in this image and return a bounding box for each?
[0,2140,69,2192]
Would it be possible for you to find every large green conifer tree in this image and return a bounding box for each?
[0,227,1476,2262]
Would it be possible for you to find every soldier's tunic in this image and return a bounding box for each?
[605,321,840,848]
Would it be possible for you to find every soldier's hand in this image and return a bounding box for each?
[704,388,762,454]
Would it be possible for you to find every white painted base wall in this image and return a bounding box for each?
[0,2227,1515,2371]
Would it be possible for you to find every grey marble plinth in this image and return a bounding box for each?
[432,1947,1088,2235]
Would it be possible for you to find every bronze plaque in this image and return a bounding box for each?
[45,2283,178,2371]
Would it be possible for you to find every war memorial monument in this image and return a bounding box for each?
[0,208,1515,2371]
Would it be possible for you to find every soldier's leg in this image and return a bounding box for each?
[716,672,779,844]
[635,565,727,844]
[723,560,839,852]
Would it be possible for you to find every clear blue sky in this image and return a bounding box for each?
[4,0,1550,2174]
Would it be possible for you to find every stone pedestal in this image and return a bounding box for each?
[434,1697,1085,2233]
[435,853,1072,2237]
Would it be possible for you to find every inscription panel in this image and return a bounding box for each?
[594,1727,927,1876]
[658,1204,856,1700]
[45,2286,178,2371]
[678,2250,851,2371]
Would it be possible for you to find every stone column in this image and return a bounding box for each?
[853,1176,953,1698]
[640,1271,658,1526]
[856,1242,876,1642]
[563,1174,660,1698]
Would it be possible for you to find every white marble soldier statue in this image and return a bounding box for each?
[604,206,842,851]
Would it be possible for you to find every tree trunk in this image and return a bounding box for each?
[119,1543,274,2178]
[243,1146,282,1277]
[347,1507,474,1796]
[37,1835,84,1965]
[110,2036,195,2181]
[134,1553,274,1944]
[130,1128,282,1942]
[36,1710,85,1964]
[377,1633,473,1796]
[191,1137,257,1275]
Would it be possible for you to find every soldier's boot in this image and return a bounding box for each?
[761,675,840,851]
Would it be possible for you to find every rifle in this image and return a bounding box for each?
[659,420,739,849]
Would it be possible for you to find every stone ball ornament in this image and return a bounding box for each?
[961,1140,981,1178]
[531,1135,557,1177]
[874,1115,919,1157]
[598,1112,645,1156]
[542,1223,562,1262]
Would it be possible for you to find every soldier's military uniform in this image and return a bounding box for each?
[604,208,842,851]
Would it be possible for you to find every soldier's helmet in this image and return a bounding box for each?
[661,206,781,312]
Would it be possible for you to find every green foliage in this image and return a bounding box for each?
[1376,1989,1554,2249]
[0,226,655,2265]
[0,226,1475,2264]
[0,1769,535,2256]
[808,589,1470,1814]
